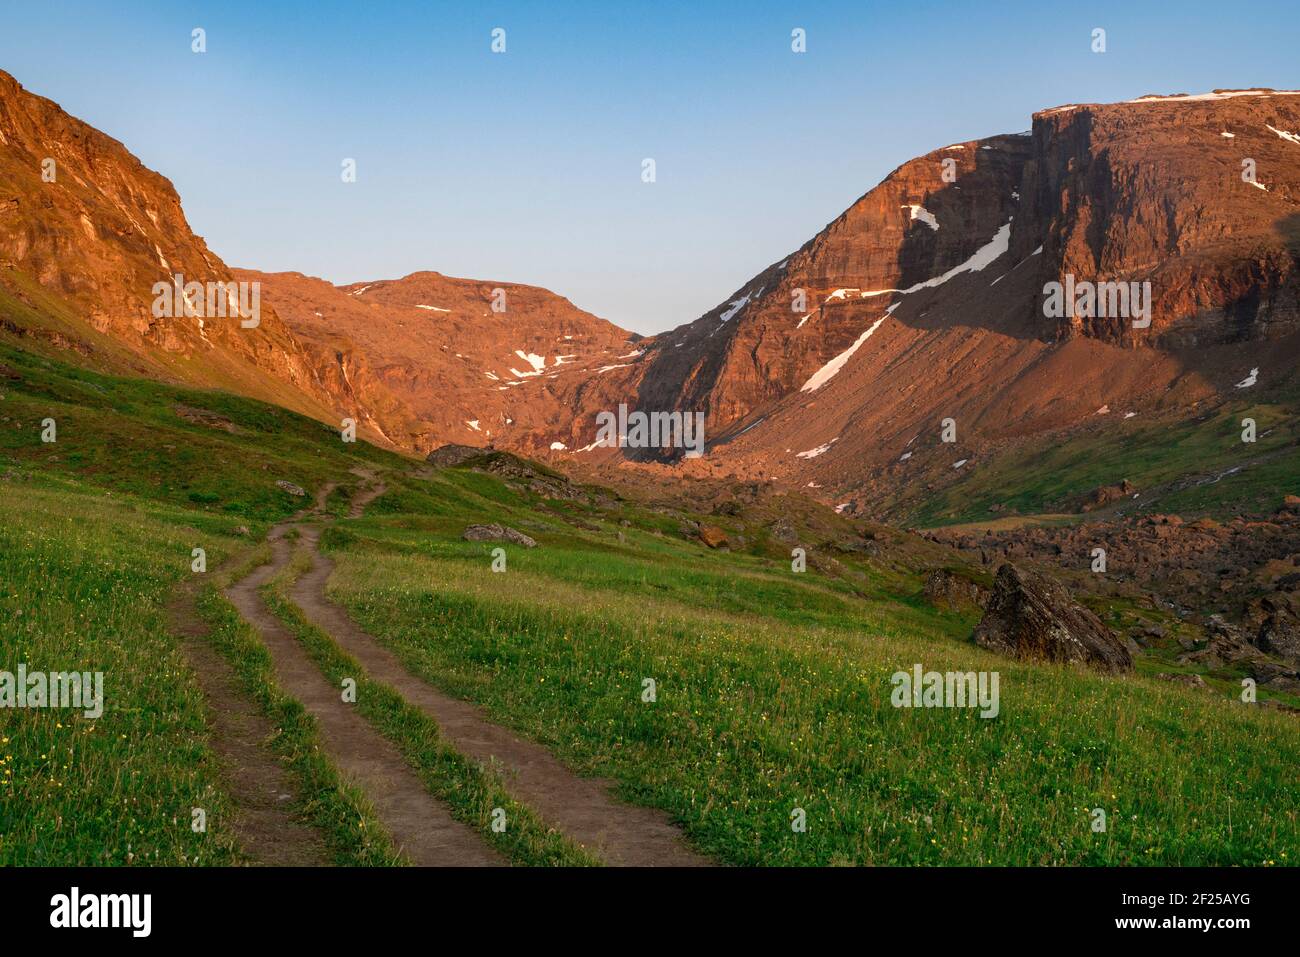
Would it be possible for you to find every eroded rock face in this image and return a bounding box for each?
[1254,592,1300,664]
[698,525,729,549]
[972,563,1133,673]
[923,569,989,610]
[462,523,537,548]
[426,444,488,468]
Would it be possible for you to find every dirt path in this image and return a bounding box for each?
[224,525,504,867]
[167,585,332,866]
[346,468,387,518]
[289,508,711,866]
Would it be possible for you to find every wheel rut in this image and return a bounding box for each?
[287,485,711,867]
[167,585,332,866]
[223,523,504,867]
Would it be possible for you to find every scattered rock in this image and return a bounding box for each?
[1249,661,1300,694]
[462,523,537,548]
[923,569,989,610]
[425,444,488,468]
[972,563,1133,673]
[175,404,240,434]
[1178,633,1264,668]
[768,518,798,543]
[1156,672,1209,689]
[698,525,729,549]
[232,525,250,537]
[1080,479,1136,512]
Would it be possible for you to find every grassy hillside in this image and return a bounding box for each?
[0,344,403,864]
[322,465,1300,865]
[1,344,1297,865]
[904,394,1300,528]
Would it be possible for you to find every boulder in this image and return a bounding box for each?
[1156,672,1209,689]
[972,563,1133,673]
[276,480,307,497]
[462,523,537,548]
[426,444,487,468]
[1080,479,1136,512]
[698,525,729,549]
[923,569,989,610]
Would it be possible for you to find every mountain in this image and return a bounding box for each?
[238,269,639,452]
[575,89,1300,521]
[0,69,636,452]
[0,69,342,422]
[4,66,1299,520]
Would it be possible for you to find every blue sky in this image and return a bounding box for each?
[2,1,1295,333]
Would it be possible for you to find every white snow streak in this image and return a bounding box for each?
[800,316,888,392]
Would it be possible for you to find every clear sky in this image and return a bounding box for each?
[2,1,1295,334]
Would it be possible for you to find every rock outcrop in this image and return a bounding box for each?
[462,523,537,548]
[426,444,489,468]
[972,563,1133,673]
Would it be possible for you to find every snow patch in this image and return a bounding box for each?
[466,420,481,432]
[1126,89,1300,104]
[859,221,1012,298]
[515,350,545,372]
[953,459,968,469]
[800,316,888,392]
[415,304,451,312]
[720,295,751,322]
[1235,368,1259,388]
[1267,124,1300,145]
[903,204,940,230]
[796,438,838,459]
[550,441,567,451]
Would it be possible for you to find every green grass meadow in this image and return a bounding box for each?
[2,343,1297,866]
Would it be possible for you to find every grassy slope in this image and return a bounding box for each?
[0,343,405,864]
[322,468,1300,866]
[904,394,1300,527]
[2,343,1298,866]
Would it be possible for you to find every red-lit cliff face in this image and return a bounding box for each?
[623,132,1033,435]
[1021,92,1300,346]
[564,90,1300,517]
[241,269,639,454]
[0,69,348,422]
[4,66,1298,495]
[0,69,638,450]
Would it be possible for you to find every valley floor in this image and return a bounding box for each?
[1,348,1297,866]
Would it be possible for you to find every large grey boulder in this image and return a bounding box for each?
[972,563,1133,673]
